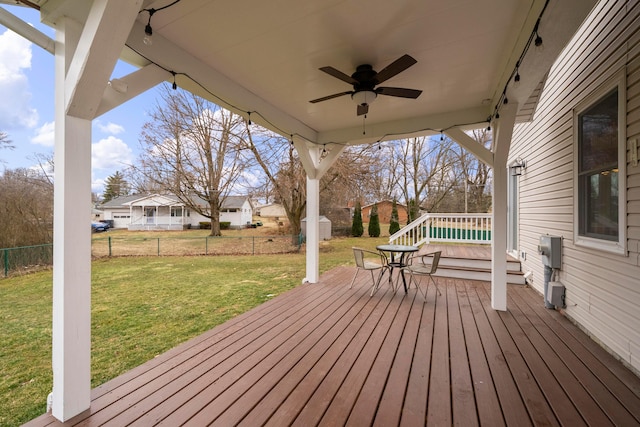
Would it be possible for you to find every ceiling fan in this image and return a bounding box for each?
[309,54,422,116]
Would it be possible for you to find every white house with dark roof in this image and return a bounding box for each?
[101,194,253,230]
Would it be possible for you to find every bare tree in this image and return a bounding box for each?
[0,168,53,248]
[390,136,458,217]
[133,86,248,236]
[0,131,14,164]
[241,127,307,237]
[242,125,384,235]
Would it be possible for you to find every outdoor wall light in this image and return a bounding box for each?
[511,158,526,176]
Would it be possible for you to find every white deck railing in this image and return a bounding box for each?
[389,213,492,246]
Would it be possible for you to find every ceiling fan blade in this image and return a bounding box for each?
[357,104,369,116]
[376,87,422,99]
[309,91,353,103]
[374,54,417,84]
[319,66,358,85]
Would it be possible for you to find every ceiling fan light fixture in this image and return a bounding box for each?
[351,90,377,106]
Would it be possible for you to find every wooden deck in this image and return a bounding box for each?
[26,265,640,426]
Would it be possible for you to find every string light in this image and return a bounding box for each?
[534,22,544,52]
[127,0,550,152]
[143,9,154,45]
[488,1,548,125]
[171,71,177,90]
[141,1,182,46]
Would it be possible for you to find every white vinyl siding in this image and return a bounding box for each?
[510,0,640,373]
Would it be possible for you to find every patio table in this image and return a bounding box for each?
[376,244,419,293]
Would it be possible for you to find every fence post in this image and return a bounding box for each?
[3,248,7,278]
[252,236,255,255]
[108,236,112,257]
[205,237,208,255]
[157,238,160,256]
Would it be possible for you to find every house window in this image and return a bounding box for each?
[574,71,626,254]
[171,207,183,217]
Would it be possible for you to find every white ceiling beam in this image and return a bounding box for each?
[125,20,319,144]
[316,106,490,146]
[65,0,143,119]
[0,6,55,54]
[444,127,494,168]
[94,63,169,118]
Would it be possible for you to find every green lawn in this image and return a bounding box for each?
[0,235,388,426]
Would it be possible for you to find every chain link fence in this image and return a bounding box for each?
[1,234,303,278]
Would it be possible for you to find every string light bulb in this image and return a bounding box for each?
[171,71,177,90]
[247,112,252,126]
[534,27,544,52]
[143,9,155,45]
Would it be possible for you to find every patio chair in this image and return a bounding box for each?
[403,251,442,301]
[350,247,390,296]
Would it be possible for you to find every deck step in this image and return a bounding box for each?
[421,250,525,285]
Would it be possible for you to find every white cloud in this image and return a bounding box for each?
[31,121,55,147]
[95,121,125,135]
[92,136,134,170]
[0,29,38,129]
[92,177,106,195]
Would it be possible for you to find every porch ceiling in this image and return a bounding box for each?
[10,0,597,146]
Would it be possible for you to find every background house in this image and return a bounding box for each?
[361,200,409,224]
[101,194,253,230]
[255,202,286,218]
[509,0,640,374]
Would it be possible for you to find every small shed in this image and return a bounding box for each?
[301,216,332,240]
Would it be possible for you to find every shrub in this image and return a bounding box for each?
[199,221,211,229]
[220,222,231,230]
[368,203,380,237]
[351,201,364,237]
[389,199,400,235]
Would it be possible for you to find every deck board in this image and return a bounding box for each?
[25,252,640,427]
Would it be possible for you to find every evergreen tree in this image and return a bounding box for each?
[368,203,380,237]
[389,199,400,235]
[351,200,364,237]
[407,198,419,224]
[102,171,130,202]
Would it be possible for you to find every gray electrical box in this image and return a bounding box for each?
[538,235,562,269]
[546,282,565,306]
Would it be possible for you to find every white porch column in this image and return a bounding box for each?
[305,177,320,283]
[491,104,517,311]
[52,17,92,421]
[296,141,345,284]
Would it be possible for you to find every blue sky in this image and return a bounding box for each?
[0,4,163,195]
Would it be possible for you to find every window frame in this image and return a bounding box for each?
[573,69,627,255]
